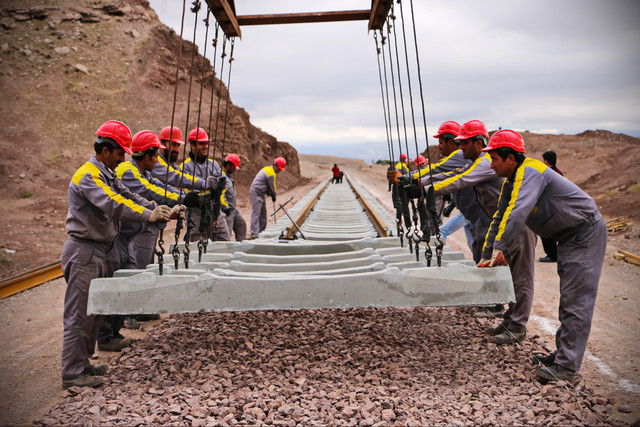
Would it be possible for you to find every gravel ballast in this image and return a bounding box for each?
[36,307,620,425]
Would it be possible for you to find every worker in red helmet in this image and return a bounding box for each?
[395,154,409,175]
[480,130,606,383]
[220,153,247,241]
[181,127,230,242]
[61,121,173,389]
[151,126,211,193]
[249,157,286,239]
[116,130,186,268]
[97,130,187,347]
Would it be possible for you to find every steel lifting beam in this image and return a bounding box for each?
[237,10,371,27]
[204,1,393,38]
[369,0,393,31]
[205,0,242,38]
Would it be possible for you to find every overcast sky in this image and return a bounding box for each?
[148,0,640,161]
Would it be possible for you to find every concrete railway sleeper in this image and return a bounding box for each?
[88,175,514,315]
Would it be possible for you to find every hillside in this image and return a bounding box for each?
[1,0,640,280]
[0,0,306,278]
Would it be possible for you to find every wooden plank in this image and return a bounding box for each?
[205,0,242,38]
[237,10,371,27]
[369,0,392,31]
[618,250,640,263]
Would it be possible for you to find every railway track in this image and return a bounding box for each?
[0,260,62,300]
[88,176,514,315]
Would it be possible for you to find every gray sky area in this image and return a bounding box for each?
[149,0,640,161]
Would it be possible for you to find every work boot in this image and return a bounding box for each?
[537,363,575,382]
[248,234,259,240]
[123,317,142,329]
[487,323,508,336]
[532,351,557,367]
[83,364,108,376]
[98,336,131,352]
[62,373,104,389]
[539,256,557,263]
[473,304,505,319]
[492,329,526,345]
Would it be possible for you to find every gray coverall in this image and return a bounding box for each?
[181,154,230,242]
[428,153,505,263]
[62,157,154,380]
[116,160,184,267]
[428,153,537,333]
[249,166,277,237]
[221,170,247,241]
[151,150,207,192]
[483,157,606,371]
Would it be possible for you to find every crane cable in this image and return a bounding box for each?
[157,0,187,276]
[177,0,203,269]
[399,0,444,264]
[194,5,213,262]
[373,33,392,168]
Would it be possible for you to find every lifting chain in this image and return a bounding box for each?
[155,222,166,275]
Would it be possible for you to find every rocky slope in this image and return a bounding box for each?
[0,0,305,277]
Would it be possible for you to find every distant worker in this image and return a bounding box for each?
[479,130,606,382]
[61,121,172,389]
[395,153,410,174]
[221,153,247,241]
[331,163,341,184]
[538,150,563,263]
[249,157,286,239]
[181,127,228,242]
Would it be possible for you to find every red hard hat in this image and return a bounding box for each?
[433,121,461,138]
[274,157,286,171]
[225,153,241,170]
[414,155,426,167]
[159,126,184,145]
[95,120,132,154]
[455,120,489,140]
[131,130,162,154]
[399,153,407,160]
[482,129,525,153]
[188,127,209,142]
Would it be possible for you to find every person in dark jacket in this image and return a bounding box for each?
[539,150,564,262]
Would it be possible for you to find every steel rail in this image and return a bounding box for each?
[0,260,63,300]
[282,176,389,240]
[345,174,390,238]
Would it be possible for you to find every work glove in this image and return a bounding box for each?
[169,204,186,220]
[198,192,212,210]
[397,174,411,187]
[477,249,509,268]
[404,183,422,199]
[271,195,276,203]
[387,169,399,185]
[221,206,232,216]
[206,175,218,191]
[183,191,200,208]
[148,205,171,223]
[443,201,456,217]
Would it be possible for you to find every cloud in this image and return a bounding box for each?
[149,0,640,160]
